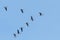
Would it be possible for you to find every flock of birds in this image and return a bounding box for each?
[4,6,43,38]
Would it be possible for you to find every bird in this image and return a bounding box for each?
[4,6,7,11]
[26,22,29,26]
[31,16,34,21]
[20,27,23,32]
[20,9,24,13]
[39,12,42,16]
[17,29,20,34]
[13,33,16,37]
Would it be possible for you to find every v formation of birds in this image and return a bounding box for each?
[4,7,43,38]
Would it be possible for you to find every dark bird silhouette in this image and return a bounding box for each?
[20,27,23,32]
[20,9,24,13]
[26,22,29,26]
[13,33,16,37]
[31,16,34,21]
[39,12,42,16]
[17,29,20,34]
[4,6,7,11]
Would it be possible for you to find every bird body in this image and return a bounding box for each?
[39,12,42,16]
[20,27,23,32]
[26,22,29,26]
[13,33,16,37]
[21,9,23,13]
[31,16,34,21]
[4,6,7,11]
[17,29,20,34]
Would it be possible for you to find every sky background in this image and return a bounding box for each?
[0,0,60,40]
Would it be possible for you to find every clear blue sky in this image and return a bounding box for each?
[0,0,60,40]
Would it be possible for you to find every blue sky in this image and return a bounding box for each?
[0,0,60,40]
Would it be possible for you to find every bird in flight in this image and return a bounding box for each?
[31,16,34,21]
[13,33,16,37]
[20,9,24,13]
[20,27,23,32]
[26,22,29,27]
[4,6,7,11]
[39,12,42,16]
[17,29,20,34]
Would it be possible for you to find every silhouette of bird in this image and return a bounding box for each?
[26,22,29,26]
[20,9,24,13]
[4,6,7,11]
[31,16,34,21]
[39,12,42,16]
[17,29,20,34]
[20,27,23,32]
[13,33,16,37]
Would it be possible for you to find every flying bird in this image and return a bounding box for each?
[13,33,16,37]
[39,12,42,16]
[17,29,20,34]
[20,27,23,32]
[26,22,29,26]
[4,6,7,11]
[31,16,34,21]
[20,9,24,13]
